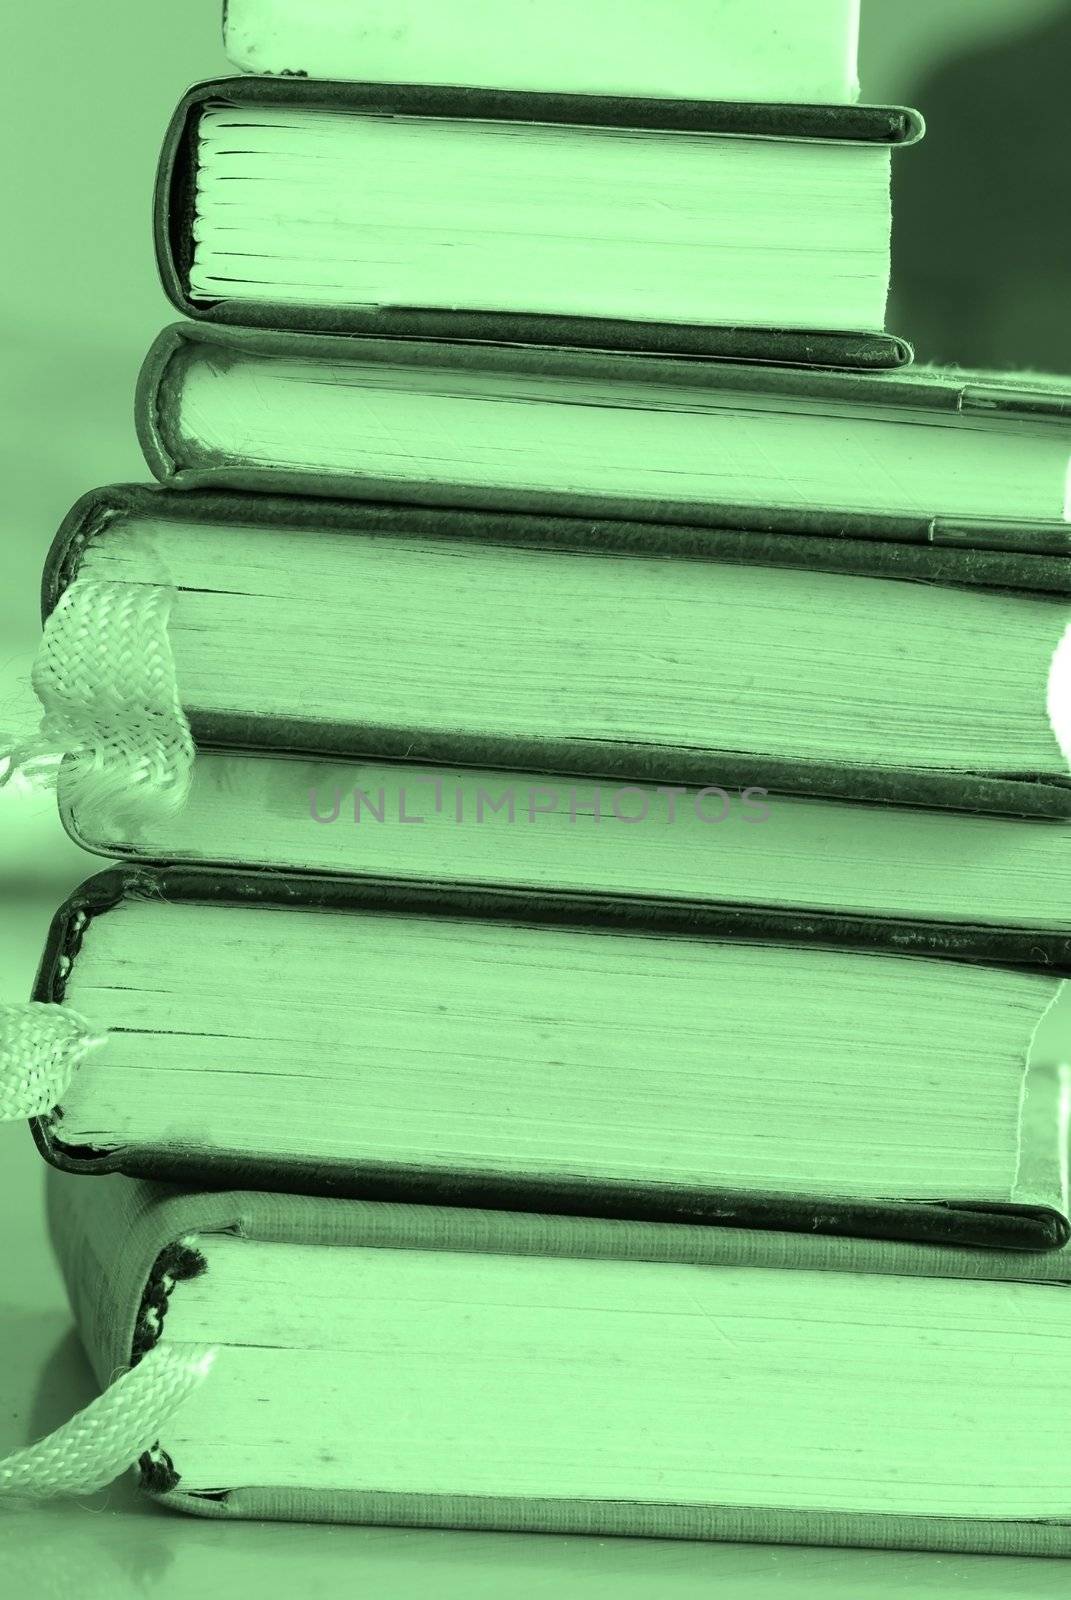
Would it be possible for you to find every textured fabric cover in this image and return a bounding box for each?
[46,1169,1071,1551]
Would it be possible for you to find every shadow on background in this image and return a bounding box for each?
[892,0,1071,370]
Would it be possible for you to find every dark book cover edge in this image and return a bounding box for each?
[39,484,1071,614]
[107,1143,1068,1253]
[140,317,1071,434]
[166,74,925,145]
[150,1483,1071,1556]
[185,715,1071,819]
[36,862,1071,971]
[173,300,917,371]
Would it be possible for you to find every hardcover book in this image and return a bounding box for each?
[65,741,1071,933]
[137,326,1071,527]
[47,1168,1071,1553]
[222,0,864,105]
[156,77,918,365]
[30,865,1071,1252]
[45,485,1071,820]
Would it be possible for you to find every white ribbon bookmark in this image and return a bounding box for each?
[0,577,195,835]
[0,1002,108,1122]
[0,565,208,1496]
[0,1003,214,1498]
[0,1345,216,1500]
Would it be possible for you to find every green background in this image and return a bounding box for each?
[2,4,1070,1591]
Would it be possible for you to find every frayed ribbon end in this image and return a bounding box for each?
[4,576,195,837]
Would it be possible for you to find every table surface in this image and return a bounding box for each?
[2,888,1070,1600]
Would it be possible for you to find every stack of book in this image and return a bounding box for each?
[6,0,1071,1556]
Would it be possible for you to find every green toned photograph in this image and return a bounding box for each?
[2,3,1071,1594]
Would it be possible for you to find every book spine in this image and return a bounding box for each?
[135,326,192,482]
[153,87,201,321]
[41,1165,215,1497]
[40,486,142,619]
